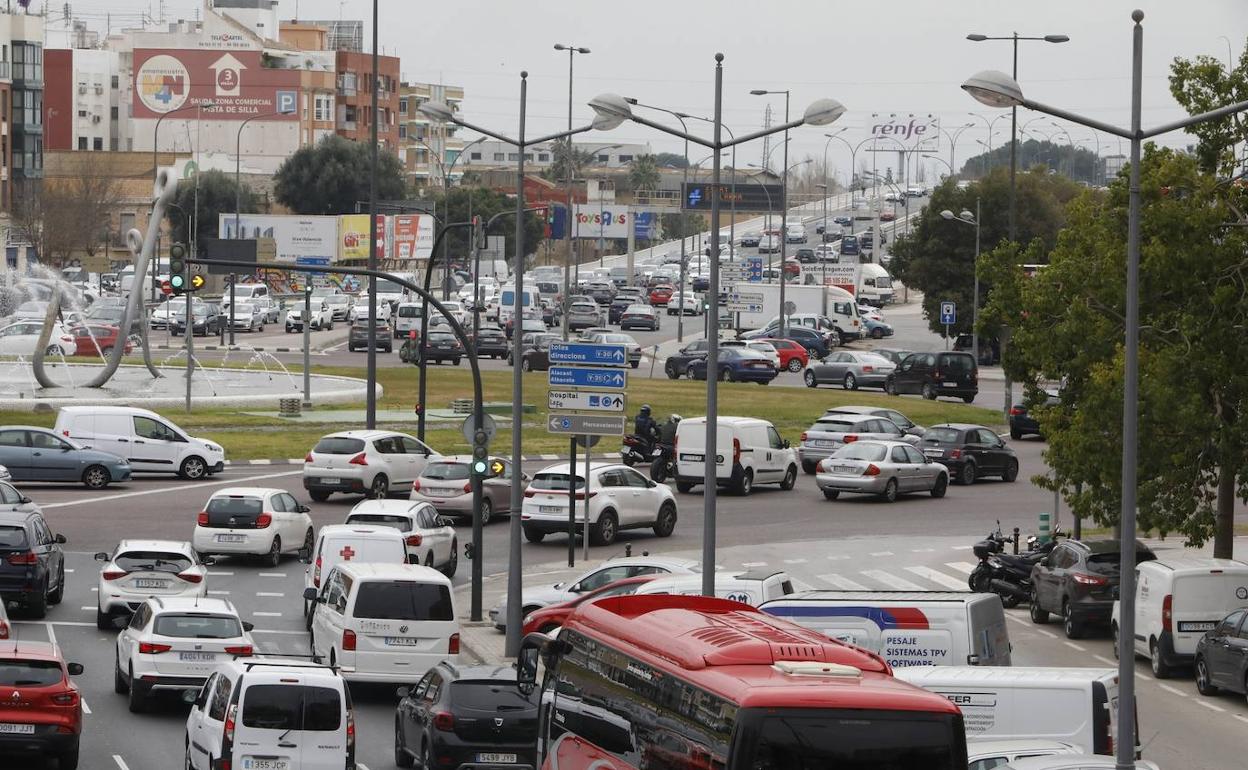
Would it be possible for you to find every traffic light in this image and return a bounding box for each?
[168,243,188,295]
[470,429,490,478]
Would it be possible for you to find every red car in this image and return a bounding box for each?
[783,258,802,278]
[521,575,659,635]
[649,284,675,306]
[763,337,810,373]
[70,324,132,357]
[0,641,83,769]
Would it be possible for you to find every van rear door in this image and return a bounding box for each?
[1172,571,1248,653]
[235,681,346,770]
[968,595,1012,665]
[348,579,457,678]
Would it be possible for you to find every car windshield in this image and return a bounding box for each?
[424,463,470,480]
[234,304,255,313]
[941,355,975,372]
[923,427,962,444]
[0,659,62,686]
[314,437,366,455]
[114,551,192,573]
[345,513,413,530]
[859,353,891,365]
[152,614,242,639]
[832,443,889,461]
[1087,550,1156,574]
[531,472,584,491]
[241,685,341,731]
[352,581,453,621]
[0,526,28,548]
[205,497,263,515]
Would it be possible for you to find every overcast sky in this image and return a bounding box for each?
[51,0,1248,179]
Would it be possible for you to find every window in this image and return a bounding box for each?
[538,153,550,162]
[0,482,22,505]
[110,106,118,120]
[154,614,242,639]
[1216,610,1244,638]
[508,153,519,161]
[399,97,408,115]
[31,432,69,451]
[398,124,406,139]
[208,674,232,721]
[767,427,785,449]
[77,109,87,118]
[78,136,87,150]
[241,685,341,731]
[470,151,481,160]
[493,153,504,161]
[597,154,609,162]
[620,468,651,488]
[351,581,453,621]
[0,659,62,687]
[93,137,103,151]
[400,436,430,455]
[903,446,926,464]
[618,155,633,162]
[110,75,118,89]
[134,416,176,441]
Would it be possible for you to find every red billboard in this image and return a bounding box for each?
[132,49,299,120]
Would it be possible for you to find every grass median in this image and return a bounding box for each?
[0,363,1002,460]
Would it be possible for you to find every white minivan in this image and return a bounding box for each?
[760,590,1012,667]
[306,562,459,683]
[635,569,796,606]
[673,416,798,496]
[1111,557,1248,677]
[497,285,540,327]
[302,524,408,624]
[55,405,225,479]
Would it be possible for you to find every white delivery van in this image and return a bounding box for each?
[1111,557,1248,677]
[306,562,458,683]
[394,301,423,338]
[760,590,1011,667]
[497,285,540,327]
[55,405,225,479]
[893,666,1130,757]
[302,524,408,624]
[859,263,895,305]
[634,569,797,606]
[229,283,269,301]
[673,416,798,496]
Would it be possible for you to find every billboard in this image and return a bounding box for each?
[217,215,338,264]
[571,206,658,239]
[866,114,941,152]
[133,49,299,120]
[338,214,388,261]
[681,182,784,213]
[391,214,435,262]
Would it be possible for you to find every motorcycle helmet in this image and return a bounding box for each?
[639,404,652,417]
[669,414,682,423]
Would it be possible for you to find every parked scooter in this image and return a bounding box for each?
[968,522,1063,609]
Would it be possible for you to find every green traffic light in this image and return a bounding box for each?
[472,460,487,474]
[170,275,186,288]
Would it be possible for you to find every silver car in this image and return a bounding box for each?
[815,440,949,502]
[567,302,604,331]
[824,405,925,438]
[803,350,897,390]
[798,413,912,473]
[409,455,528,524]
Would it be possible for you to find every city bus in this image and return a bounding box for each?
[517,594,968,769]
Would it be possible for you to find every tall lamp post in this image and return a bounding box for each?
[231,108,282,345]
[967,112,1010,172]
[940,202,980,361]
[749,89,794,335]
[365,0,381,429]
[825,133,877,234]
[554,43,591,340]
[589,59,845,598]
[963,13,1248,768]
[420,81,609,657]
[748,158,810,284]
[418,136,485,298]
[940,121,976,175]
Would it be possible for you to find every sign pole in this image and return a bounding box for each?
[567,437,577,568]
[303,285,312,407]
[582,437,591,562]
[944,322,950,350]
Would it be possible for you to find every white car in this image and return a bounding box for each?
[323,293,355,320]
[665,294,703,316]
[13,300,50,321]
[0,592,9,638]
[998,756,1159,770]
[251,295,281,324]
[149,303,178,329]
[94,540,208,629]
[0,320,76,356]
[114,596,255,713]
[348,296,393,323]
[858,304,884,322]
[225,302,265,332]
[285,302,334,332]
[191,487,315,566]
[488,555,700,630]
[303,430,440,501]
[343,499,458,575]
[520,461,679,547]
[967,738,1082,770]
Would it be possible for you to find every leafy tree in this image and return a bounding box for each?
[628,154,661,192]
[168,170,256,249]
[888,167,1081,337]
[1169,42,1248,175]
[654,152,689,169]
[273,135,406,215]
[960,139,1105,185]
[428,186,545,271]
[11,153,121,266]
[660,213,705,243]
[541,138,593,184]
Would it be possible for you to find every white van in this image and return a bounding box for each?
[1111,557,1248,677]
[674,416,798,496]
[306,562,458,683]
[893,666,1129,757]
[498,285,540,327]
[229,283,269,301]
[394,301,423,338]
[859,263,895,305]
[302,524,408,623]
[55,405,225,479]
[635,569,796,606]
[760,590,1012,667]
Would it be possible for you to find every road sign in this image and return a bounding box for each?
[726,301,764,312]
[726,291,764,303]
[548,366,627,390]
[548,342,628,367]
[296,255,331,278]
[746,257,763,282]
[547,413,628,437]
[548,390,626,412]
[940,301,956,325]
[460,413,499,445]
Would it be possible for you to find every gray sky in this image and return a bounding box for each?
[47,0,1248,179]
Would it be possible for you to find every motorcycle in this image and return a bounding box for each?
[620,434,651,467]
[650,443,675,483]
[968,523,1063,609]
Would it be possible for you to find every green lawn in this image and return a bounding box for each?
[1,364,1003,459]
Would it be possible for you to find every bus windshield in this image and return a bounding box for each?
[740,708,961,770]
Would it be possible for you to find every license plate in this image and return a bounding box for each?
[217,535,246,543]
[179,652,216,661]
[427,488,457,497]
[539,505,563,513]
[242,760,290,770]
[1178,621,1217,633]
[681,453,704,462]
[134,579,169,589]
[833,466,857,474]
[923,449,943,456]
[942,381,958,387]
[320,477,341,485]
[0,723,34,735]
[385,637,419,646]
[813,440,835,448]
[479,753,517,764]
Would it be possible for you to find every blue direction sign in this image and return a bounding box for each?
[548,366,627,390]
[548,342,628,367]
[745,256,763,282]
[940,301,956,325]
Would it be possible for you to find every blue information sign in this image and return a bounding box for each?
[746,257,763,282]
[548,366,628,390]
[940,301,956,325]
[548,342,628,367]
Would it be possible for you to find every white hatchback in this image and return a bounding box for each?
[94,540,208,629]
[303,430,439,500]
[344,499,458,575]
[191,487,314,567]
[0,320,75,356]
[520,462,678,547]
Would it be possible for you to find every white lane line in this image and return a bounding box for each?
[81,698,91,714]
[1034,628,1059,639]
[12,620,96,628]
[43,469,302,509]
[783,558,808,564]
[826,555,850,561]
[208,590,231,596]
[741,561,768,567]
[861,569,925,591]
[904,566,968,591]
[945,561,977,575]
[113,756,131,770]
[90,587,98,592]
[207,571,235,576]
[63,569,74,573]
[258,573,287,578]
[1063,641,1087,652]
[910,548,935,553]
[869,551,895,557]
[816,573,869,590]
[256,592,284,598]
[1137,672,1153,681]
[45,623,57,646]
[251,629,307,635]
[1194,700,1225,713]
[1235,714,1248,725]
[1004,613,1029,625]
[80,606,95,611]
[253,611,282,617]
[1094,655,1116,665]
[1158,683,1187,698]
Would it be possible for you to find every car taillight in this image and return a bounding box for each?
[343,629,357,651]
[843,434,858,443]
[7,552,37,566]
[197,512,209,526]
[406,534,423,546]
[864,464,881,476]
[177,571,203,584]
[255,513,272,528]
[51,691,78,706]
[304,452,313,463]
[933,370,943,381]
[800,432,808,442]
[101,569,129,581]
[523,489,536,497]
[224,703,237,744]
[433,711,456,731]
[346,708,356,752]
[349,452,368,466]
[224,645,253,657]
[572,491,598,500]
[449,633,460,655]
[0,621,7,639]
[1009,407,1025,416]
[733,438,741,465]
[862,365,874,373]
[1072,572,1109,586]
[1162,594,1172,632]
[313,556,322,587]
[463,482,472,493]
[949,449,962,459]
[411,479,421,492]
[138,642,171,655]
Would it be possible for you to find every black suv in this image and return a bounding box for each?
[0,510,67,618]
[469,325,509,359]
[918,423,1018,486]
[1030,539,1156,639]
[348,320,393,353]
[887,351,978,402]
[395,663,538,769]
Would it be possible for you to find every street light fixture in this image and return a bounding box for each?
[590,56,844,599]
[554,43,592,342]
[963,13,1248,769]
[939,203,980,362]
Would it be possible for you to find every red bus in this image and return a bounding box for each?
[517,594,967,770]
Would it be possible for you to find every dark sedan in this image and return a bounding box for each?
[170,307,221,337]
[1010,391,1060,439]
[620,304,660,331]
[516,333,560,372]
[1196,608,1248,699]
[0,426,131,489]
[348,320,393,352]
[608,296,633,324]
[469,325,509,359]
[395,662,538,770]
[917,423,1018,486]
[687,348,777,384]
[422,331,465,364]
[794,247,817,264]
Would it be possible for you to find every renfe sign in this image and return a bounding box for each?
[867,114,941,152]
[133,49,299,120]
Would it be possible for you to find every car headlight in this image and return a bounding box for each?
[523,614,533,626]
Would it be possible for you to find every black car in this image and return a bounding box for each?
[395,662,538,770]
[833,215,852,227]
[953,332,1000,365]
[1030,539,1156,639]
[170,307,221,337]
[1195,608,1248,698]
[745,326,834,359]
[664,339,712,379]
[918,423,1019,486]
[794,248,817,264]
[886,351,978,402]
[422,331,465,364]
[1010,391,1059,440]
[348,320,393,352]
[620,306,660,332]
[607,296,634,324]
[691,274,711,292]
[514,333,560,372]
[739,232,761,247]
[0,509,67,618]
[469,326,509,359]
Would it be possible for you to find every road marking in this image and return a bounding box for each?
[12,620,95,628]
[208,590,231,595]
[1137,672,1153,681]
[1094,655,1116,665]
[816,573,869,590]
[944,561,977,574]
[80,606,95,611]
[256,592,284,598]
[113,756,131,770]
[1194,700,1225,713]
[1235,714,1248,725]
[869,551,894,557]
[1063,641,1087,652]
[861,569,924,591]
[45,622,57,646]
[42,469,303,509]
[782,558,808,564]
[253,611,282,617]
[207,571,235,576]
[904,566,968,591]
[1034,628,1059,639]
[910,548,935,553]
[258,572,287,578]
[825,555,849,561]
[741,561,768,567]
[1158,684,1187,698]
[90,587,98,592]
[63,569,74,573]
[81,698,90,714]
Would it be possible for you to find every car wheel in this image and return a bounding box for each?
[885,377,898,396]
[478,498,493,525]
[1195,656,1220,696]
[881,478,899,503]
[804,370,817,388]
[1062,600,1083,639]
[309,490,331,502]
[97,607,112,630]
[962,394,975,403]
[735,469,754,496]
[1010,427,1023,440]
[101,345,114,356]
[665,361,680,379]
[687,364,699,380]
[676,481,694,494]
[370,474,390,499]
[521,358,532,372]
[59,743,80,770]
[957,461,977,486]
[82,464,111,490]
[1030,590,1050,624]
[843,373,858,391]
[265,536,282,568]
[127,664,147,713]
[722,368,734,382]
[114,654,128,694]
[299,529,314,562]
[822,489,840,501]
[443,541,458,577]
[48,566,64,605]
[45,344,62,356]
[653,502,677,537]
[395,718,414,768]
[453,357,460,365]
[523,526,546,543]
[780,465,797,491]
[871,327,884,339]
[1002,459,1019,482]
[930,472,948,498]
[922,383,937,400]
[787,358,803,373]
[1150,640,1173,679]
[179,456,208,480]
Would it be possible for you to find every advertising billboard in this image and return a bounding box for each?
[133,49,299,120]
[571,206,658,239]
[391,214,435,262]
[217,215,338,264]
[866,114,941,152]
[338,214,388,261]
[680,182,784,213]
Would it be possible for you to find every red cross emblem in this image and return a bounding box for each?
[339,545,356,560]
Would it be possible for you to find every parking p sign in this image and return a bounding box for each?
[940,301,956,325]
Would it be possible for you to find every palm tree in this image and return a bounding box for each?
[628,154,662,192]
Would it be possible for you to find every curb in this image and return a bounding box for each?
[153,345,328,354]
[223,453,597,467]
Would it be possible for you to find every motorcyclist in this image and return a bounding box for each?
[634,404,660,451]
[658,413,681,447]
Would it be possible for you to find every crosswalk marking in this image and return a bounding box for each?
[741,561,768,567]
[783,558,808,564]
[904,566,968,591]
[816,573,869,590]
[861,569,925,590]
[869,551,894,557]
[944,561,977,574]
[256,592,285,598]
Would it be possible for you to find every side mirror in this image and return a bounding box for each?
[298,505,311,513]
[242,621,255,632]
[18,496,31,505]
[66,663,84,676]
[782,439,791,449]
[54,534,67,544]
[181,689,198,705]
[517,641,541,696]
[396,686,410,698]
[93,552,110,561]
[302,587,319,601]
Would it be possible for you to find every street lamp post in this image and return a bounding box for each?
[420,78,608,657]
[555,43,591,340]
[815,182,829,315]
[750,89,793,335]
[940,121,976,175]
[940,201,980,362]
[232,109,282,346]
[967,112,1010,173]
[963,13,1248,768]
[749,158,809,287]
[366,0,381,430]
[590,60,845,598]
